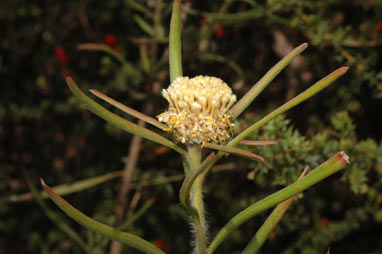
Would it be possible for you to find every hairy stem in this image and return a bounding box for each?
[187,145,207,254]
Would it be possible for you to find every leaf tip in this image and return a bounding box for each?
[89,89,97,95]
[340,66,349,73]
[40,177,47,189]
[336,151,350,165]
[300,42,309,49]
[333,67,349,77]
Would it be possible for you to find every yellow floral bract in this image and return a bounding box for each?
[158,76,236,145]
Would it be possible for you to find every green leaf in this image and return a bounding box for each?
[231,43,308,119]
[89,89,167,130]
[239,140,278,146]
[66,77,186,155]
[9,170,123,202]
[41,179,166,254]
[77,43,139,77]
[198,53,245,82]
[229,67,349,147]
[183,6,266,24]
[120,199,155,231]
[27,176,91,253]
[179,152,215,211]
[125,0,154,16]
[169,0,183,82]
[7,171,185,203]
[241,167,309,254]
[208,152,349,253]
[133,14,155,36]
[204,143,264,162]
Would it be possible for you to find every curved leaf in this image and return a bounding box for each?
[208,152,349,253]
[204,143,264,162]
[179,152,215,211]
[66,77,186,155]
[89,89,166,130]
[229,67,349,147]
[231,43,308,119]
[41,178,166,254]
[241,167,309,254]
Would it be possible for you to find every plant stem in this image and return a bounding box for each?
[169,0,182,82]
[187,144,207,254]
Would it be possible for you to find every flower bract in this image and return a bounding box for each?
[158,76,236,145]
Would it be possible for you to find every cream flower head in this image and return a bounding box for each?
[157,76,237,146]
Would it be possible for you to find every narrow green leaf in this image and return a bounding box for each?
[197,67,348,179]
[208,152,349,253]
[78,43,130,68]
[182,6,266,24]
[169,0,183,82]
[9,170,123,202]
[133,14,155,36]
[66,77,186,155]
[89,89,167,130]
[241,167,309,254]
[198,53,245,82]
[139,44,151,73]
[41,179,166,254]
[229,67,349,147]
[7,171,186,203]
[125,0,154,16]
[204,143,264,162]
[120,198,155,231]
[27,177,91,253]
[239,140,278,146]
[231,43,308,119]
[179,152,215,211]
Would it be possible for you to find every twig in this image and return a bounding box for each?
[109,103,153,254]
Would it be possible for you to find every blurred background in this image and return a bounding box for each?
[1,0,382,253]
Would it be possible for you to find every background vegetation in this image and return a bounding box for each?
[1,0,381,253]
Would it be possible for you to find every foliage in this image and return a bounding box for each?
[1,0,381,253]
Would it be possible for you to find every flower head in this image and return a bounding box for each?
[157,76,236,145]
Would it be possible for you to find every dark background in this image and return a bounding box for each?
[1,1,382,253]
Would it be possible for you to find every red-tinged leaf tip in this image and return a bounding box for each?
[299,42,308,49]
[89,89,100,96]
[336,151,350,165]
[257,157,265,163]
[333,67,349,76]
[40,177,46,187]
[89,89,106,100]
[40,178,56,197]
[66,76,72,82]
[247,152,265,163]
[340,66,349,73]
[40,178,52,193]
[209,152,216,159]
